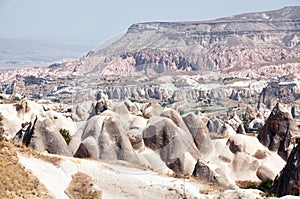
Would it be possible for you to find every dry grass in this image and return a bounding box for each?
[0,139,50,198]
[236,180,260,189]
[65,172,102,199]
[13,141,62,167]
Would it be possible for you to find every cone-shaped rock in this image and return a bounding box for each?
[257,102,299,161]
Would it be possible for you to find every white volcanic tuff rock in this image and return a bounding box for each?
[72,101,95,121]
[218,189,263,199]
[231,153,260,182]
[182,112,214,155]
[226,134,266,155]
[256,152,286,181]
[30,119,72,156]
[128,115,148,150]
[227,114,243,130]
[0,100,76,138]
[220,123,236,136]
[94,98,112,115]
[19,154,240,199]
[161,108,190,133]
[75,115,140,163]
[226,134,285,181]
[202,134,286,185]
[142,116,199,175]
[142,101,163,119]
[112,101,135,131]
[207,116,224,134]
[192,160,235,188]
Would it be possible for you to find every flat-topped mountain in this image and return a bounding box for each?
[0,7,300,105]
[68,6,300,80]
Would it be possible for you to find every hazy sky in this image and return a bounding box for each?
[0,0,299,46]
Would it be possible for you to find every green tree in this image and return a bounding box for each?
[60,128,71,145]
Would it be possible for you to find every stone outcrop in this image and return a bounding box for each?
[182,112,213,155]
[192,160,233,188]
[30,119,73,156]
[271,143,300,197]
[95,98,111,115]
[79,115,139,163]
[142,116,199,174]
[257,102,299,160]
[258,82,296,109]
[74,143,91,158]
[207,116,224,134]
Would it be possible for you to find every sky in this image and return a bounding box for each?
[0,0,299,46]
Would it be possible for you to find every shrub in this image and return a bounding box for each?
[59,129,71,145]
[247,179,273,194]
[14,96,21,101]
[257,179,273,193]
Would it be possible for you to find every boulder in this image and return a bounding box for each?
[161,108,190,133]
[221,123,236,136]
[142,116,199,174]
[182,112,213,155]
[207,116,223,134]
[74,143,91,158]
[72,101,94,121]
[227,134,265,155]
[30,118,72,156]
[95,98,111,115]
[257,102,300,161]
[80,115,139,163]
[231,153,260,182]
[256,164,277,181]
[142,102,163,119]
[192,160,234,188]
[124,99,138,113]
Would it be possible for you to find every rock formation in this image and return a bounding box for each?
[142,116,199,174]
[258,82,296,109]
[30,118,73,156]
[182,112,213,155]
[257,102,300,160]
[76,115,139,163]
[271,143,300,196]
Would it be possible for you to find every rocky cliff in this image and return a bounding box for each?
[271,143,300,196]
[84,6,300,77]
[1,6,299,84]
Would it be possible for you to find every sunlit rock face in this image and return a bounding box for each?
[257,102,300,161]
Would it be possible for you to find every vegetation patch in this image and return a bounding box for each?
[246,179,274,196]
[65,172,102,199]
[60,128,71,145]
[0,139,50,198]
